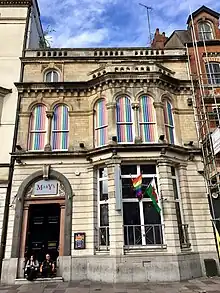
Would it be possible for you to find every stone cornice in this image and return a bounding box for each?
[15,73,192,96]
[11,143,202,160]
[0,86,12,97]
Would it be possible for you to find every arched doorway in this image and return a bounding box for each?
[11,169,73,275]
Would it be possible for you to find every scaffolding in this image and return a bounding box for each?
[187,9,220,254]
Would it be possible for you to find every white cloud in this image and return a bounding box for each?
[38,0,220,48]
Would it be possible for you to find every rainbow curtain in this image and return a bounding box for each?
[28,105,47,150]
[116,96,133,143]
[52,105,69,150]
[139,96,156,142]
[163,100,174,144]
[94,99,108,147]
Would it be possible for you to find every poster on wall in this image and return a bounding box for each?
[74,233,86,249]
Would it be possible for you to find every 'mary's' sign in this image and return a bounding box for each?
[34,180,58,195]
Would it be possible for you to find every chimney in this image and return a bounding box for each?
[151,28,168,49]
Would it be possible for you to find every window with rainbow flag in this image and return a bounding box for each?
[163,100,175,144]
[51,104,69,150]
[28,104,47,151]
[116,96,133,143]
[94,99,108,147]
[139,96,157,143]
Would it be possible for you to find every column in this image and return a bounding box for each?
[19,206,29,258]
[178,164,194,249]
[106,102,117,144]
[154,102,165,141]
[59,204,65,256]
[106,158,124,256]
[157,159,181,253]
[44,111,53,151]
[132,103,141,143]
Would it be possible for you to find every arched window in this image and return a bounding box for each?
[52,105,69,150]
[139,96,156,142]
[116,96,133,143]
[94,99,108,147]
[28,104,47,151]
[198,21,213,40]
[45,70,59,82]
[163,100,174,144]
[205,63,220,84]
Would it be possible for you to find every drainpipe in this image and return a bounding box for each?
[0,6,31,277]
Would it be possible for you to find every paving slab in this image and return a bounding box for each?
[0,277,219,293]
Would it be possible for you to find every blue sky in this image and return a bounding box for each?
[38,0,220,48]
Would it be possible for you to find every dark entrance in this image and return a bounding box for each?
[25,204,60,262]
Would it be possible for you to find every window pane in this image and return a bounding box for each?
[143,202,162,245]
[46,72,52,82]
[53,71,58,82]
[171,166,175,176]
[99,180,108,201]
[100,204,109,226]
[172,178,179,200]
[94,99,108,147]
[99,168,107,178]
[121,165,137,175]
[122,178,135,199]
[123,202,141,245]
[140,165,156,175]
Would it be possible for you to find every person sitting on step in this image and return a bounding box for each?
[40,254,56,278]
[24,255,39,281]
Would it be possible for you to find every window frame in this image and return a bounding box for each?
[28,104,47,151]
[116,96,134,144]
[205,62,220,85]
[198,21,214,41]
[163,99,175,144]
[44,70,59,82]
[139,95,157,143]
[51,104,69,151]
[94,99,108,148]
[121,164,165,248]
[97,167,109,250]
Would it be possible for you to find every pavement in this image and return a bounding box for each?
[0,277,220,293]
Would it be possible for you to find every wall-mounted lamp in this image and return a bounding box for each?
[159,134,165,142]
[184,141,194,147]
[16,145,23,151]
[112,136,117,143]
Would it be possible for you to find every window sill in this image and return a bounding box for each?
[124,244,167,253]
[95,247,110,255]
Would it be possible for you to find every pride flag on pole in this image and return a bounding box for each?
[131,174,143,200]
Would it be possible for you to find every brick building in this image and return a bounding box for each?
[166,5,220,258]
[1,4,219,284]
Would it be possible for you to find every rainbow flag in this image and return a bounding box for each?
[132,174,143,200]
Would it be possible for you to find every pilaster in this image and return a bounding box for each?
[106,158,124,256]
[106,102,116,144]
[44,111,53,151]
[157,159,181,253]
[132,102,141,143]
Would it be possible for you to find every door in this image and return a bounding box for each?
[25,204,60,262]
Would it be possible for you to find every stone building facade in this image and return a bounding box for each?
[0,0,44,271]
[0,42,218,284]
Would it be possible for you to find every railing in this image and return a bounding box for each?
[124,224,164,248]
[96,226,109,251]
[179,224,191,249]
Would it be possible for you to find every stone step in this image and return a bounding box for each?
[15,277,64,285]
